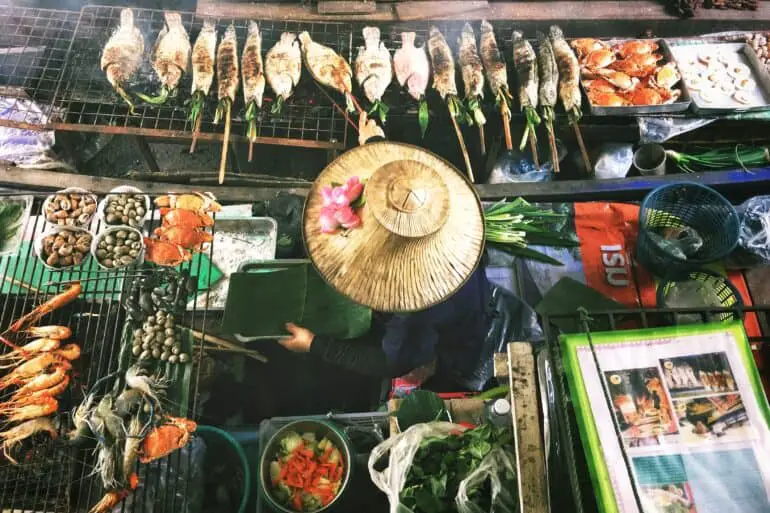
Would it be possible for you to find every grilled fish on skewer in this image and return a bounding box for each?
[355,27,392,124]
[101,8,143,114]
[215,24,239,184]
[137,12,191,105]
[550,25,591,173]
[265,32,301,115]
[458,23,486,154]
[479,20,513,150]
[393,32,430,137]
[298,31,355,112]
[537,31,560,172]
[188,20,216,153]
[512,30,541,158]
[242,21,265,160]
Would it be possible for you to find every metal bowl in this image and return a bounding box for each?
[259,420,352,513]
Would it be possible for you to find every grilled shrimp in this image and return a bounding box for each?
[0,396,58,423]
[11,365,68,396]
[0,416,57,464]
[0,353,60,389]
[55,343,81,361]
[9,282,81,332]
[25,325,71,340]
[5,375,70,408]
[88,474,138,513]
[0,337,60,367]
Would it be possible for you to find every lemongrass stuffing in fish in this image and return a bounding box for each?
[458,23,486,127]
[242,21,266,144]
[265,32,302,115]
[137,12,191,105]
[189,21,216,128]
[427,26,464,123]
[355,27,392,124]
[393,32,430,136]
[512,30,540,150]
[299,31,355,112]
[101,8,143,113]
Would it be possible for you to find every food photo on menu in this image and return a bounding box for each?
[672,393,752,443]
[605,367,679,447]
[661,352,738,398]
[641,482,698,513]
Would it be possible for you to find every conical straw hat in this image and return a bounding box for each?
[303,142,484,313]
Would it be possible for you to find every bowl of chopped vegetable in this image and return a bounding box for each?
[259,420,352,512]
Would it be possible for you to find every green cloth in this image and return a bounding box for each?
[535,277,627,332]
[222,260,372,339]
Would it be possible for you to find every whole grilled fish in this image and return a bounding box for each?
[512,30,538,109]
[298,31,352,95]
[427,27,457,99]
[549,25,582,115]
[537,32,558,108]
[393,32,430,101]
[265,32,302,113]
[479,20,508,100]
[242,21,265,108]
[191,21,216,96]
[151,12,190,94]
[458,23,484,100]
[354,27,392,105]
[100,8,144,112]
[217,24,239,103]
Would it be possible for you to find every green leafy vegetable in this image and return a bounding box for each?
[666,145,770,173]
[0,201,25,252]
[418,99,430,138]
[271,95,285,115]
[368,99,390,125]
[137,85,171,105]
[395,391,450,432]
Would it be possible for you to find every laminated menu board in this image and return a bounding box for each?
[561,322,770,513]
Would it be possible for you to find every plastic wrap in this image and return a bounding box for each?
[116,437,206,513]
[487,142,566,184]
[455,447,519,513]
[594,143,633,179]
[730,195,770,267]
[637,116,714,144]
[368,422,466,513]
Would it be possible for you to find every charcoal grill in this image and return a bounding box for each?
[0,193,217,513]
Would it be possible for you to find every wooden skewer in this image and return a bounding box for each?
[478,124,486,156]
[572,122,592,174]
[3,276,40,293]
[182,325,268,363]
[501,108,513,151]
[448,105,474,183]
[529,130,540,169]
[546,121,560,173]
[314,83,358,132]
[248,140,254,163]
[218,100,232,185]
[347,92,364,114]
[189,114,202,154]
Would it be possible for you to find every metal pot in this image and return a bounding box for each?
[259,420,353,512]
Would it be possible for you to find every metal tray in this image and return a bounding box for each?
[667,41,770,114]
[582,39,692,116]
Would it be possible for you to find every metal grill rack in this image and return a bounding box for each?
[0,193,217,513]
[54,6,352,150]
[0,7,78,129]
[541,306,769,513]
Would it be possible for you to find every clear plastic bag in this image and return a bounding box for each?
[367,422,466,513]
[455,447,519,513]
[730,195,770,267]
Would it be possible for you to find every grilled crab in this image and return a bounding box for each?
[612,40,659,59]
[139,416,197,463]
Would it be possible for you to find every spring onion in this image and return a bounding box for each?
[485,198,579,266]
[666,145,770,173]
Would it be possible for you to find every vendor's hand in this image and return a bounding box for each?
[278,322,315,353]
[358,112,385,146]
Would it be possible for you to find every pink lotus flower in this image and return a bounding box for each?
[331,187,349,206]
[341,177,364,204]
[319,206,339,233]
[334,205,362,229]
[321,186,334,207]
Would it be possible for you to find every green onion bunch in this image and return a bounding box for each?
[666,145,770,173]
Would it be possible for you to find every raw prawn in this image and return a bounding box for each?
[0,416,57,464]
[9,282,81,332]
[160,208,214,229]
[0,337,60,367]
[125,366,167,407]
[94,394,125,441]
[123,413,144,483]
[25,326,72,340]
[88,473,138,513]
[140,416,197,463]
[68,393,95,443]
[0,396,58,423]
[95,441,121,489]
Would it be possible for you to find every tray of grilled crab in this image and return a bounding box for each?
[572,38,690,115]
[667,42,770,114]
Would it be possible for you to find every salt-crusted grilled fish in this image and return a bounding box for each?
[100,8,144,113]
[298,31,354,111]
[355,27,392,123]
[242,21,265,109]
[137,11,191,105]
[479,20,509,102]
[216,24,239,107]
[393,32,431,137]
[189,20,216,140]
[537,31,560,172]
[549,25,582,120]
[458,23,485,127]
[427,27,457,100]
[512,30,541,151]
[265,32,302,114]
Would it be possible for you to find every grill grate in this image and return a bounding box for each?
[0,193,216,513]
[54,6,351,149]
[0,7,78,129]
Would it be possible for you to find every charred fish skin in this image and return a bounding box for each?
[242,21,265,108]
[549,25,581,115]
[217,24,239,103]
[458,23,484,100]
[512,30,539,110]
[191,20,216,96]
[354,26,393,104]
[151,12,191,92]
[265,32,302,99]
[537,32,559,108]
[298,31,352,95]
[479,20,508,99]
[101,8,144,110]
[427,26,457,99]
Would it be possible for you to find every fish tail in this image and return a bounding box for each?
[363,26,380,47]
[280,32,297,45]
[480,20,494,33]
[120,8,134,27]
[248,20,260,36]
[164,11,184,29]
[400,32,416,48]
